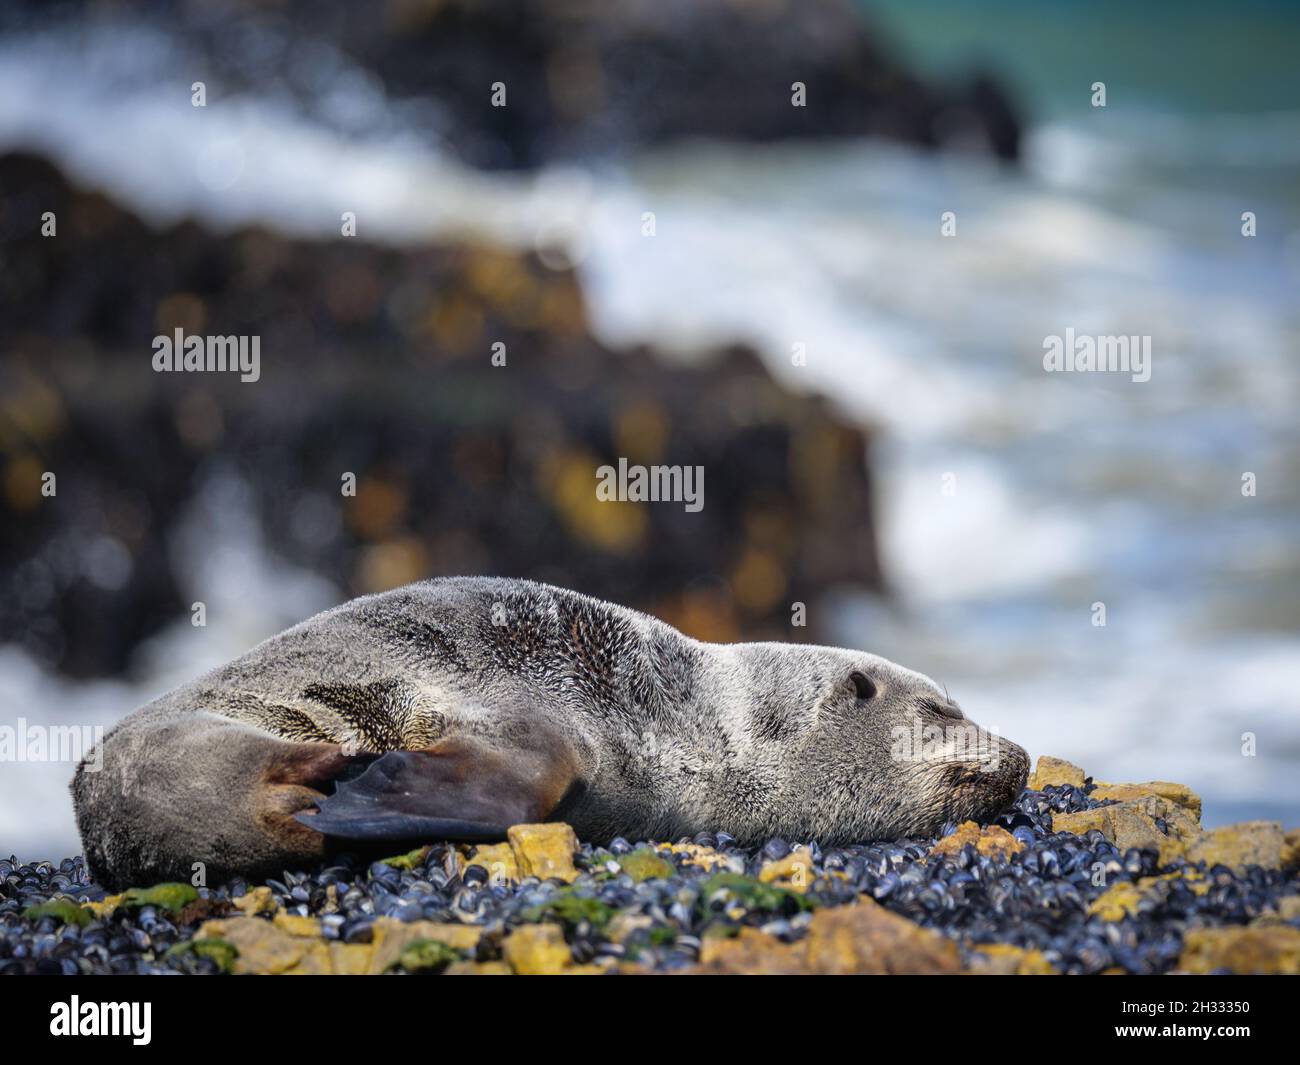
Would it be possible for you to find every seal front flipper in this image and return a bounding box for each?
[294,732,579,842]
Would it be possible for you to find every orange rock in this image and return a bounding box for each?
[1178,926,1300,975]
[930,821,1024,860]
[967,943,1057,975]
[1027,755,1085,790]
[507,823,580,882]
[502,924,580,974]
[1091,781,1201,821]
[690,899,961,974]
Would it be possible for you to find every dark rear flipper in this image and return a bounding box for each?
[294,732,578,843]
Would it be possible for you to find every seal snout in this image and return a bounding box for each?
[932,728,1029,829]
[966,735,1030,819]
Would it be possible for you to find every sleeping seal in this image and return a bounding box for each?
[72,577,1028,888]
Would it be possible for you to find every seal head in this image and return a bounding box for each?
[713,641,1028,844]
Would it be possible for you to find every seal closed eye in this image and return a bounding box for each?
[71,576,1028,888]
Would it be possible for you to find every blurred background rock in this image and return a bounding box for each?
[1,0,1297,857]
[0,0,1023,168]
[1,153,881,677]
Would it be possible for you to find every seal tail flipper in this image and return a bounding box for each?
[294,733,578,843]
[72,707,365,890]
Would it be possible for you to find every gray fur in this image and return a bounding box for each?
[72,577,1028,887]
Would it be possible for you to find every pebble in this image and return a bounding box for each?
[2,784,1297,974]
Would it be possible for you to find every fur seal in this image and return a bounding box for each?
[72,577,1028,888]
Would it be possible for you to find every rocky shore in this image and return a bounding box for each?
[4,756,1298,975]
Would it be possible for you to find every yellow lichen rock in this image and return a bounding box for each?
[444,960,513,975]
[1282,828,1300,870]
[758,850,817,892]
[1178,926,1300,975]
[1276,896,1300,921]
[502,923,577,974]
[272,913,322,937]
[1053,795,1195,865]
[1185,821,1285,871]
[1091,781,1201,822]
[368,917,482,974]
[507,823,580,883]
[467,842,520,883]
[193,914,484,975]
[1088,882,1145,921]
[930,821,1025,861]
[1027,755,1086,791]
[692,898,961,975]
[696,927,798,973]
[1089,872,1209,923]
[328,943,375,975]
[86,893,123,919]
[233,885,277,916]
[196,916,333,975]
[968,943,1057,975]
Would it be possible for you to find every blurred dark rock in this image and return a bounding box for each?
[1,0,1023,168]
[307,0,1025,166]
[0,152,883,678]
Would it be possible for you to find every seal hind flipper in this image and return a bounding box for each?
[295,733,578,843]
[72,708,368,890]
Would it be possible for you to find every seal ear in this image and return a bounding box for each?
[293,730,578,842]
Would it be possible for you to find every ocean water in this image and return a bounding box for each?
[1,12,1298,858]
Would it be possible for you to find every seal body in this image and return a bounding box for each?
[73,577,1028,887]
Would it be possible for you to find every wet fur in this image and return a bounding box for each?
[73,577,1028,887]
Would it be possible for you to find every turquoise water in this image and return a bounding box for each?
[867,0,1300,117]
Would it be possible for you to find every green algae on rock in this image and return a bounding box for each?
[10,784,1299,976]
[165,937,239,974]
[697,872,818,917]
[390,939,466,974]
[119,883,199,914]
[22,897,91,927]
[602,847,676,883]
[523,889,615,931]
[381,846,433,871]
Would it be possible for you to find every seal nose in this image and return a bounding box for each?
[987,738,1030,804]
